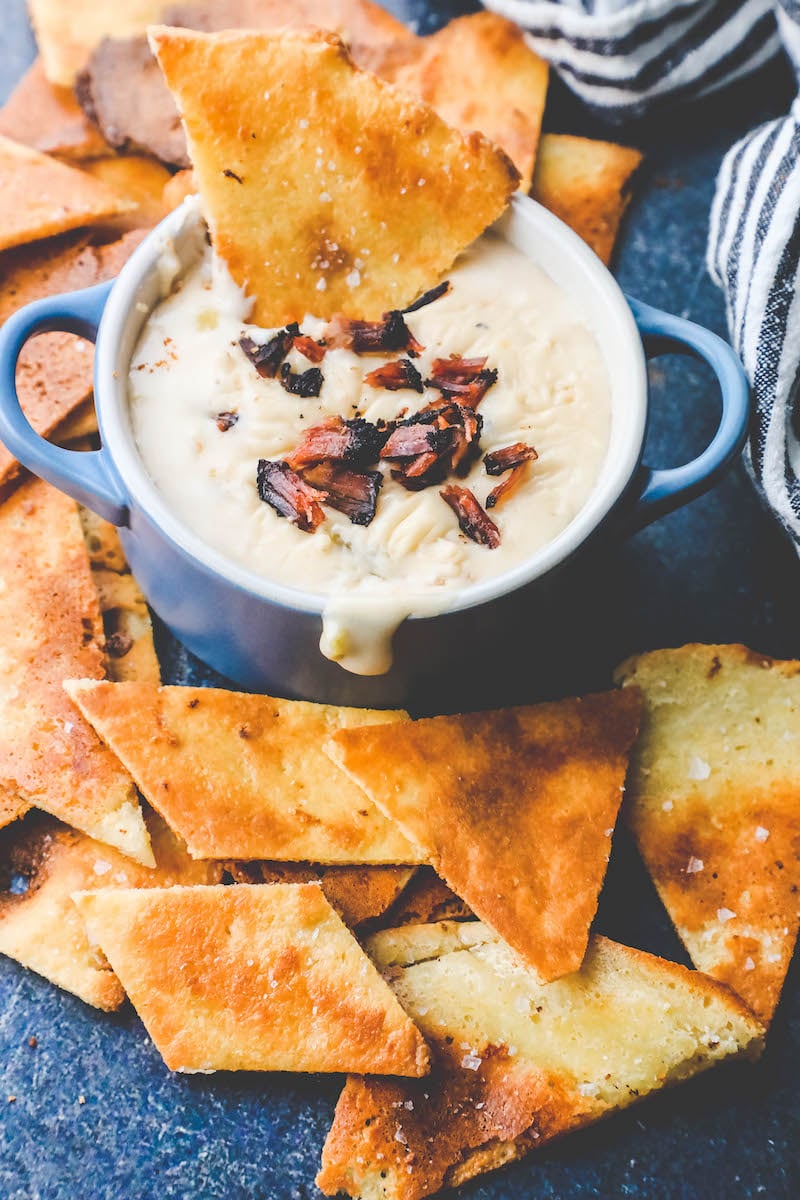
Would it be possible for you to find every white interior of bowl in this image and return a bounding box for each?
[95,194,647,617]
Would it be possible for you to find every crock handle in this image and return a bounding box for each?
[625,295,750,530]
[0,281,129,526]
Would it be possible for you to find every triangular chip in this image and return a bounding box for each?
[225,859,415,928]
[149,26,518,325]
[0,57,109,160]
[317,923,763,1198]
[65,680,423,863]
[0,135,133,252]
[615,643,800,1026]
[0,479,152,863]
[379,865,473,928]
[28,0,170,86]
[74,882,431,1074]
[531,133,642,266]
[327,691,642,981]
[0,808,220,1010]
[355,12,548,190]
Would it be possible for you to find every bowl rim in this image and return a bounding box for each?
[95,193,648,619]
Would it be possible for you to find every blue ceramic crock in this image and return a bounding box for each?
[0,196,749,707]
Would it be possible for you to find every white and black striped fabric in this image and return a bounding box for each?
[484,0,800,546]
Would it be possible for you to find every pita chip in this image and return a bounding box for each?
[327,691,642,982]
[380,866,473,928]
[149,26,519,325]
[318,923,763,1199]
[64,681,424,863]
[54,397,99,444]
[226,859,416,928]
[163,0,412,42]
[531,133,642,266]
[74,882,431,1075]
[356,12,548,191]
[78,154,173,233]
[28,0,170,86]
[0,58,108,160]
[0,808,221,1010]
[0,479,152,864]
[163,168,196,209]
[90,568,160,685]
[616,643,800,1026]
[0,135,133,253]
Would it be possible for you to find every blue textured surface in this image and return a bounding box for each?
[1,3,800,1198]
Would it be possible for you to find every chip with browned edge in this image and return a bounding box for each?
[0,58,108,160]
[0,134,132,252]
[0,479,152,864]
[65,681,424,863]
[327,690,642,982]
[615,643,800,1026]
[531,133,642,266]
[317,923,763,1199]
[78,154,172,233]
[74,882,431,1074]
[225,860,416,929]
[149,26,519,325]
[28,0,170,87]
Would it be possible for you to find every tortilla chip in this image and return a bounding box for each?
[318,924,763,1198]
[64,681,423,863]
[355,13,548,191]
[28,0,170,86]
[149,26,518,325]
[163,168,196,209]
[0,135,133,253]
[327,690,642,982]
[74,882,431,1074]
[78,154,172,232]
[531,133,642,266]
[380,865,473,928]
[0,58,108,160]
[0,229,145,501]
[0,478,152,863]
[615,644,800,1026]
[0,808,220,1010]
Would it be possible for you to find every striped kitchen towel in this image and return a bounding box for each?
[484,0,800,545]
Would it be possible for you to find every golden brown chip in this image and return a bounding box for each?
[327,690,642,982]
[64,681,423,863]
[149,26,519,325]
[0,228,145,501]
[28,0,171,86]
[0,808,220,1010]
[53,397,99,444]
[162,168,196,209]
[224,860,416,929]
[0,135,133,253]
[0,58,109,160]
[74,882,431,1074]
[381,865,473,928]
[91,569,161,684]
[165,0,413,42]
[616,643,800,1026]
[318,925,763,1198]
[78,154,172,232]
[531,133,642,266]
[355,13,548,191]
[0,479,152,863]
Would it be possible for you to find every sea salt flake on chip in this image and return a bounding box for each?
[149,26,519,326]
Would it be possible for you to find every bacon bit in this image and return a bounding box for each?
[484,442,538,476]
[256,460,326,532]
[426,368,498,410]
[436,402,483,477]
[364,358,424,393]
[292,334,327,363]
[215,411,239,432]
[303,463,383,526]
[285,416,388,471]
[440,485,500,548]
[279,362,324,398]
[486,464,527,509]
[403,280,451,314]
[239,329,295,378]
[381,420,448,462]
[383,403,483,489]
[428,355,487,384]
[324,311,424,356]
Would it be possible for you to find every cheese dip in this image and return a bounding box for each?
[129,233,611,674]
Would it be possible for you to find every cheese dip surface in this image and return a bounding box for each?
[129,233,611,674]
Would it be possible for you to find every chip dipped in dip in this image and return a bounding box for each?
[129,224,611,675]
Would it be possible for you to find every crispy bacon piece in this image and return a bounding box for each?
[426,368,498,410]
[215,411,239,432]
[324,311,424,356]
[380,420,449,462]
[303,463,383,527]
[292,334,327,363]
[428,355,488,385]
[484,441,538,476]
[402,280,451,314]
[279,363,324,398]
[285,416,388,471]
[435,402,483,477]
[239,328,296,378]
[364,358,424,393]
[383,403,483,490]
[440,485,500,548]
[486,464,528,510]
[256,460,326,533]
